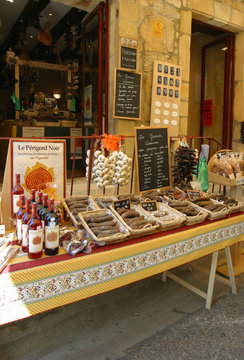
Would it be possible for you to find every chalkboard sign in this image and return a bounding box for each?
[187,190,202,200]
[113,198,131,211]
[120,46,137,70]
[135,127,171,193]
[113,69,141,120]
[141,201,157,212]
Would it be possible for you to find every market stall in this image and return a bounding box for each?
[0,129,243,327]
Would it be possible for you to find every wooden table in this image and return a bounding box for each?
[0,212,243,326]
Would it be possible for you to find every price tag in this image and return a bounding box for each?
[187,190,202,201]
[141,201,157,212]
[236,177,244,185]
[113,198,131,211]
[0,225,5,235]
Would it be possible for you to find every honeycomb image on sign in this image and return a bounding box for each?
[23,162,55,196]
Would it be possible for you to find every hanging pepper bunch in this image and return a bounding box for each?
[172,146,198,188]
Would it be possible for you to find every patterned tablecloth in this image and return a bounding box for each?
[0,213,244,326]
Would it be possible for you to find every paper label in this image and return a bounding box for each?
[0,225,5,235]
[17,219,22,240]
[28,229,43,253]
[45,225,59,249]
[13,195,21,214]
[22,224,28,247]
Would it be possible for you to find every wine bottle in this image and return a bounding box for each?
[37,191,43,215]
[22,198,32,253]
[30,189,36,203]
[39,194,49,229]
[28,203,43,259]
[16,195,25,244]
[45,199,59,256]
[12,174,24,216]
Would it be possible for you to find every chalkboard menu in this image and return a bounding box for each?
[135,127,171,193]
[120,46,137,70]
[187,190,202,200]
[113,198,131,211]
[113,69,141,120]
[141,201,157,211]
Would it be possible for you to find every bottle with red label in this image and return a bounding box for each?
[22,198,32,253]
[28,203,43,259]
[12,174,24,216]
[16,195,25,244]
[37,191,43,215]
[30,189,36,203]
[45,198,59,256]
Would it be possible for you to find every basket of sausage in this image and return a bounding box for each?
[190,196,229,220]
[78,209,130,244]
[164,198,208,225]
[91,195,117,209]
[207,194,243,214]
[110,206,159,236]
[62,196,99,227]
[136,203,185,230]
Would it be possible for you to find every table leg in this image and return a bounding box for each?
[206,251,218,310]
[162,272,167,283]
[225,246,237,295]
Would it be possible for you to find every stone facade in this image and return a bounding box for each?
[108,0,244,152]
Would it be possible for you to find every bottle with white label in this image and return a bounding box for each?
[45,199,59,256]
[22,198,32,253]
[12,174,24,217]
[28,203,43,259]
[16,195,25,244]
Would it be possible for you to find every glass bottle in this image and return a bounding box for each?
[37,191,43,215]
[16,195,25,244]
[40,194,49,247]
[22,198,32,253]
[12,174,24,216]
[45,199,59,256]
[28,203,43,259]
[30,189,36,203]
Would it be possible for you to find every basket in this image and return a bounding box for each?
[91,195,117,209]
[78,209,130,244]
[110,205,159,236]
[190,199,229,220]
[62,196,99,228]
[164,197,208,226]
[136,203,185,230]
[207,194,243,214]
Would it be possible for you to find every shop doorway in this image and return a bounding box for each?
[188,20,234,149]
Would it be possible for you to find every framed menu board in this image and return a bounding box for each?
[135,127,171,193]
[113,69,141,120]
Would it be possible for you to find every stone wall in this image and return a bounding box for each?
[108,0,244,151]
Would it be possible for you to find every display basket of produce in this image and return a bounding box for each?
[206,194,243,215]
[78,209,130,244]
[164,198,208,226]
[115,194,143,205]
[62,196,99,227]
[110,205,159,236]
[91,195,117,209]
[32,119,60,127]
[59,120,77,127]
[190,196,229,220]
[136,203,185,230]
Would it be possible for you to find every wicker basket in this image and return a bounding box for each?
[191,199,229,220]
[91,195,117,209]
[136,203,185,230]
[110,205,159,236]
[78,209,130,244]
[62,196,99,228]
[164,197,208,226]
